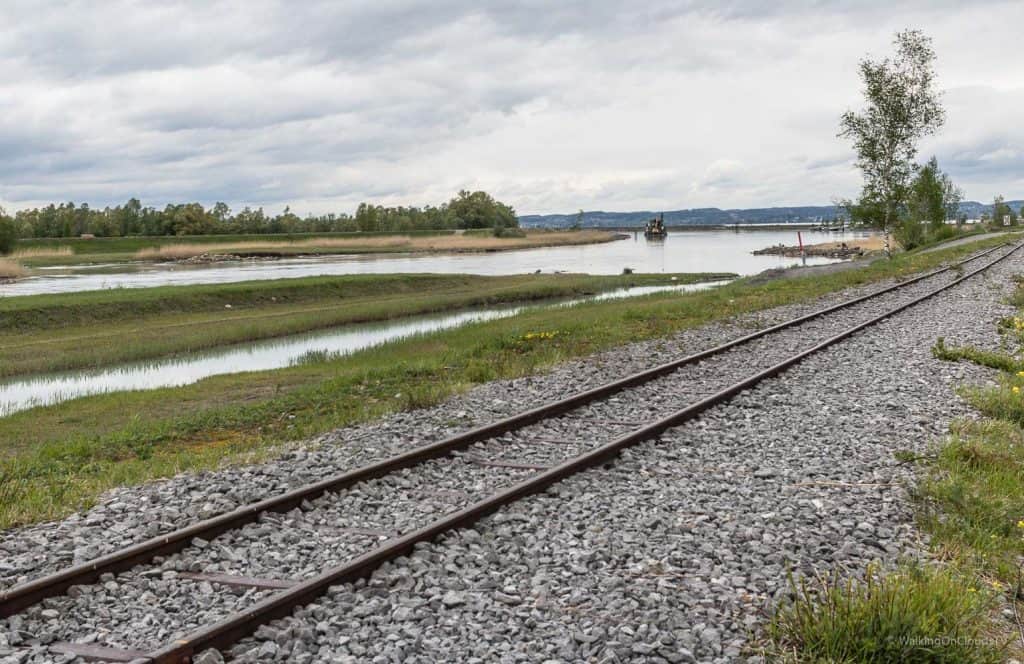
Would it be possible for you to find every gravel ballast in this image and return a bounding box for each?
[0,245,1017,663]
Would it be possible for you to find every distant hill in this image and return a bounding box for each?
[520,201,1024,227]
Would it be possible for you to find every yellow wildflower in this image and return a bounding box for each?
[1017,520,1024,529]
[1014,386,1021,395]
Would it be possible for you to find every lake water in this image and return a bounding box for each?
[0,280,731,417]
[0,229,868,297]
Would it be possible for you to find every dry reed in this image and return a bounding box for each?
[0,259,27,279]
[11,246,74,259]
[134,231,614,260]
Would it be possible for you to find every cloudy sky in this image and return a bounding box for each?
[1,1,1021,216]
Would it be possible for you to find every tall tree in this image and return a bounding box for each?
[839,29,946,256]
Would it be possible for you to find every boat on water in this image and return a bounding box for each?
[645,213,668,239]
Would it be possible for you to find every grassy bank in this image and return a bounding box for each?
[11,229,618,267]
[0,272,731,377]
[766,255,1024,663]
[0,234,1016,529]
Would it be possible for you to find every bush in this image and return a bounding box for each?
[493,226,526,238]
[930,224,958,242]
[894,218,926,250]
[0,217,17,255]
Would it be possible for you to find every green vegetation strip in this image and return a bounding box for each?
[0,273,727,377]
[767,254,1024,663]
[0,234,1015,530]
[920,281,1024,591]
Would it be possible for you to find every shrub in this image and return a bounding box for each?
[894,218,926,250]
[930,224,958,242]
[493,226,526,238]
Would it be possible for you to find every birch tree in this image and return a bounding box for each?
[839,30,945,256]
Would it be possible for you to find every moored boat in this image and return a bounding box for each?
[645,213,668,239]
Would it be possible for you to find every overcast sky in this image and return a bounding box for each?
[1,1,1021,216]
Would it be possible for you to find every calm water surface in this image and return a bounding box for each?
[0,281,730,417]
[0,229,867,297]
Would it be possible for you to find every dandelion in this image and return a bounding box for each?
[1017,520,1024,529]
[1017,371,1024,378]
[990,580,1004,591]
[1014,386,1021,395]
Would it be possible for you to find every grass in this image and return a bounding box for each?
[0,233,1016,530]
[9,246,74,259]
[0,258,27,279]
[917,419,1024,581]
[0,272,731,377]
[923,288,1024,585]
[766,564,1002,663]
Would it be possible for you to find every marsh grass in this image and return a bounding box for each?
[0,258,26,279]
[10,246,74,259]
[132,230,616,260]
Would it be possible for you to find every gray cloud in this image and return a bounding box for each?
[0,0,1021,215]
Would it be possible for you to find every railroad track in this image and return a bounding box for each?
[1,240,1019,663]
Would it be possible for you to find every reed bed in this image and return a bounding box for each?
[0,258,27,279]
[133,230,615,261]
[135,237,410,260]
[10,246,75,259]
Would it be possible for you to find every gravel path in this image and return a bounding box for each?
[0,245,1017,663]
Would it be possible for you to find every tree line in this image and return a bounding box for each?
[0,190,518,241]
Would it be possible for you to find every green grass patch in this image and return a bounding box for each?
[766,565,1002,663]
[932,338,1022,374]
[0,233,1016,529]
[916,419,1024,582]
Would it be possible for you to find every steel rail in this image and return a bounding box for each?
[138,240,1022,663]
[0,241,1011,620]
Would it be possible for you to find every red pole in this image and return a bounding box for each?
[797,231,804,252]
